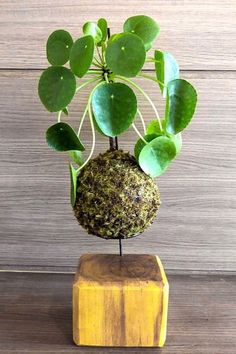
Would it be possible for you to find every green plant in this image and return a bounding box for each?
[38,15,197,212]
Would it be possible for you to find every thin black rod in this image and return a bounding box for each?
[107,27,122,257]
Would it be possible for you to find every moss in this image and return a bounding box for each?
[73,149,161,239]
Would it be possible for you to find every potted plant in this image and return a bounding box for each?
[38,15,197,347]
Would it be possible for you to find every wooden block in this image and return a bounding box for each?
[73,254,169,347]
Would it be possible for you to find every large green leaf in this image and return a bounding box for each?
[69,163,77,207]
[38,66,76,112]
[165,79,197,134]
[154,50,179,97]
[92,82,137,136]
[46,122,85,152]
[46,30,73,66]
[139,136,176,177]
[83,22,102,44]
[97,18,107,44]
[124,15,160,50]
[134,134,158,160]
[69,36,94,78]
[105,33,146,77]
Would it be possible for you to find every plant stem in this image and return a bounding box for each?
[96,46,104,65]
[92,61,102,69]
[87,70,103,75]
[138,73,165,87]
[57,110,62,122]
[75,76,101,93]
[104,72,109,83]
[77,105,89,136]
[94,57,103,67]
[137,109,146,134]
[132,123,148,144]
[116,75,163,132]
[146,57,160,64]
[75,81,104,174]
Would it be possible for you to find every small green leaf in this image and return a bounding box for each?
[105,33,146,77]
[69,36,94,78]
[97,18,107,44]
[69,150,84,165]
[92,82,137,137]
[134,134,158,160]
[123,15,160,50]
[165,79,197,134]
[146,119,166,135]
[38,66,76,112]
[139,136,176,177]
[154,50,179,97]
[62,107,69,116]
[69,163,77,207]
[46,122,85,152]
[46,30,73,66]
[83,22,102,44]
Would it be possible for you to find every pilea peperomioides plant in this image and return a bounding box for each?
[38,15,197,240]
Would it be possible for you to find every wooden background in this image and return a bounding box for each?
[0,0,236,273]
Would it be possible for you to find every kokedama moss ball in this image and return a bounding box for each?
[73,150,161,239]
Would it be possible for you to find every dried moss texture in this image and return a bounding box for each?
[73,150,161,239]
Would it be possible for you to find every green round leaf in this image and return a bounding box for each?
[154,50,179,97]
[69,150,84,165]
[139,136,176,177]
[134,134,158,160]
[46,122,85,152]
[69,163,77,207]
[92,82,137,137]
[123,15,160,51]
[105,33,146,77]
[97,18,107,43]
[146,119,166,135]
[38,66,76,112]
[165,79,197,134]
[83,22,102,44]
[69,36,94,78]
[46,30,73,66]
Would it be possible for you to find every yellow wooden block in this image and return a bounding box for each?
[73,254,169,347]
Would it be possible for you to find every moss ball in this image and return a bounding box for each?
[73,150,161,239]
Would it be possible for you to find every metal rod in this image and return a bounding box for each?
[107,27,123,257]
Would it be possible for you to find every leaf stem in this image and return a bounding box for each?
[104,72,109,83]
[77,104,89,136]
[137,108,146,134]
[92,61,102,69]
[96,46,104,65]
[138,73,165,87]
[116,75,163,132]
[75,76,101,93]
[75,81,104,174]
[146,57,160,64]
[57,110,62,122]
[93,57,103,67]
[132,123,148,144]
[87,69,103,75]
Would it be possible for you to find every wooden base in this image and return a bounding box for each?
[73,254,169,347]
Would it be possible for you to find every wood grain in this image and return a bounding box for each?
[73,254,168,347]
[0,271,235,353]
[0,70,235,272]
[0,0,236,70]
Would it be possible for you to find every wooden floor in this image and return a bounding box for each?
[0,272,235,353]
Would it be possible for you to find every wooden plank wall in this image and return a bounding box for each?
[0,0,235,272]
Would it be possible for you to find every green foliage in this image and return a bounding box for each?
[69,36,94,78]
[154,50,179,97]
[38,14,198,208]
[105,33,146,77]
[92,82,137,136]
[165,79,197,134]
[46,30,73,66]
[46,122,85,152]
[124,15,160,51]
[134,134,159,160]
[83,22,102,44]
[38,66,76,112]
[139,136,177,177]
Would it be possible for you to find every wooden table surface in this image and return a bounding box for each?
[0,271,235,354]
